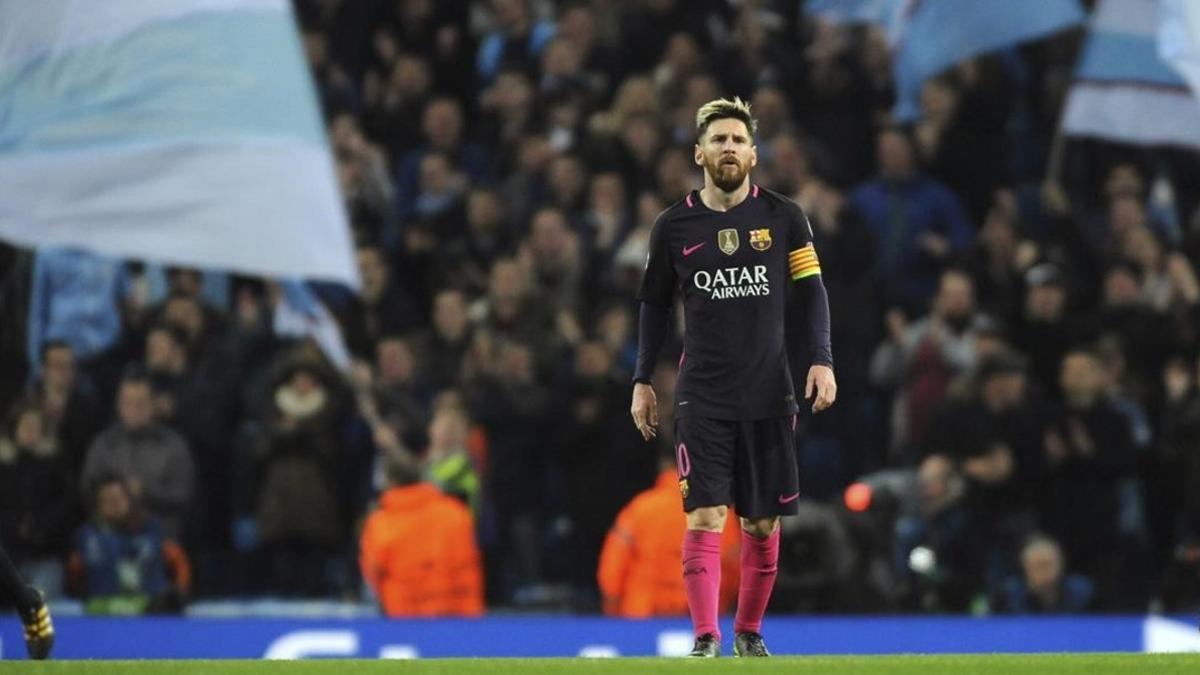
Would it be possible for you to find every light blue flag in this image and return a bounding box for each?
[893,0,1085,121]
[803,0,902,26]
[0,0,358,288]
[1063,0,1200,149]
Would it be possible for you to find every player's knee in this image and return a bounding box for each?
[740,516,778,538]
[686,505,727,532]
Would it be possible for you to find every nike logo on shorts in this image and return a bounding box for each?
[778,492,800,504]
[683,242,706,257]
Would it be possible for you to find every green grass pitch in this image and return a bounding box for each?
[2,654,1200,674]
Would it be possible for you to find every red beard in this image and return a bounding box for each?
[705,156,749,192]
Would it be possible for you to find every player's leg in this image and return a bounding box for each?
[675,416,736,657]
[730,415,800,656]
[0,538,54,659]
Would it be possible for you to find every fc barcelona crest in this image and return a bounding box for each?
[718,228,739,255]
[749,228,772,251]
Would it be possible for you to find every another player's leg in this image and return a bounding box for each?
[0,540,54,659]
[675,418,736,657]
[733,516,778,657]
[730,416,799,657]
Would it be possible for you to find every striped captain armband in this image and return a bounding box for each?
[788,244,821,280]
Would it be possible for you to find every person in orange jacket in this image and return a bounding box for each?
[598,450,740,617]
[360,449,483,616]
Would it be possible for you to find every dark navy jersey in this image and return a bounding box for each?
[638,185,824,421]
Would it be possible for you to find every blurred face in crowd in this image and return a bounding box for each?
[428,407,469,452]
[1026,282,1066,321]
[376,338,415,385]
[920,79,958,123]
[589,172,625,213]
[432,290,469,343]
[118,380,155,431]
[468,189,503,235]
[167,268,203,297]
[877,129,915,181]
[933,271,974,324]
[980,209,1017,257]
[163,296,205,343]
[145,327,185,375]
[499,341,534,382]
[489,258,526,306]
[1022,540,1063,597]
[621,115,661,164]
[1103,267,1141,308]
[696,117,757,193]
[491,0,529,33]
[96,480,132,525]
[597,306,632,351]
[558,5,595,48]
[489,70,533,115]
[663,32,701,76]
[1125,226,1163,271]
[549,155,586,204]
[918,454,954,508]
[357,247,389,301]
[575,341,612,379]
[1105,163,1144,202]
[1060,352,1105,409]
[656,148,692,201]
[423,98,462,150]
[1109,196,1147,235]
[15,409,44,449]
[530,209,573,265]
[41,344,75,393]
[541,38,581,79]
[390,54,431,100]
[982,371,1025,412]
[613,76,659,120]
[419,153,455,195]
[750,86,788,140]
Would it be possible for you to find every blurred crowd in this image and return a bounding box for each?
[2,0,1200,616]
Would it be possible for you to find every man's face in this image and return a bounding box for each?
[428,410,468,451]
[424,100,462,149]
[376,339,414,384]
[357,248,388,299]
[935,273,974,321]
[1026,284,1065,320]
[42,345,75,391]
[1060,353,1103,406]
[145,329,179,372]
[877,130,914,180]
[97,482,131,525]
[433,291,468,342]
[118,382,155,431]
[983,372,1025,411]
[695,118,757,193]
[1022,545,1062,595]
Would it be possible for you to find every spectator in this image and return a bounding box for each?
[343,243,422,358]
[80,371,194,537]
[870,270,990,458]
[1012,264,1075,395]
[476,0,556,86]
[252,356,344,596]
[360,449,483,617]
[68,474,191,615]
[1040,350,1138,608]
[395,97,491,222]
[410,289,472,398]
[31,340,103,467]
[892,455,974,611]
[598,450,739,617]
[850,128,973,314]
[423,403,480,510]
[0,402,79,597]
[993,535,1094,614]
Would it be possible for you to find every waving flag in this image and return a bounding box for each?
[1063,0,1200,149]
[804,0,902,27]
[892,0,1085,121]
[1160,0,1200,103]
[0,0,358,288]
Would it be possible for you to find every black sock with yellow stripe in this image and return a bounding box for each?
[0,543,40,614]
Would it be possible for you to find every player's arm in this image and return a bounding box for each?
[788,210,836,413]
[631,214,676,440]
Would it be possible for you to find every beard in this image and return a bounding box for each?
[704,155,750,192]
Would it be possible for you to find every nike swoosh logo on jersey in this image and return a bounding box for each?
[682,243,706,257]
[778,492,800,504]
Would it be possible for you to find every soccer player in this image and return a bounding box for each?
[630,97,835,658]
[0,539,54,659]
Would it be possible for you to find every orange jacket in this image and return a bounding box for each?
[360,483,483,617]
[597,470,741,617]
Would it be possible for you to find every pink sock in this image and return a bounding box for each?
[734,527,780,635]
[682,529,723,640]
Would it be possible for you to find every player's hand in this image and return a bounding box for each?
[630,382,659,441]
[806,364,837,413]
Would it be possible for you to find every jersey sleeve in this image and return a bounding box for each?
[787,207,822,281]
[636,213,676,307]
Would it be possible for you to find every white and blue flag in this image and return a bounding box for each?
[1064,0,1200,149]
[0,0,358,287]
[892,0,1085,121]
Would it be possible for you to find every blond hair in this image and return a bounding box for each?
[694,97,757,142]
